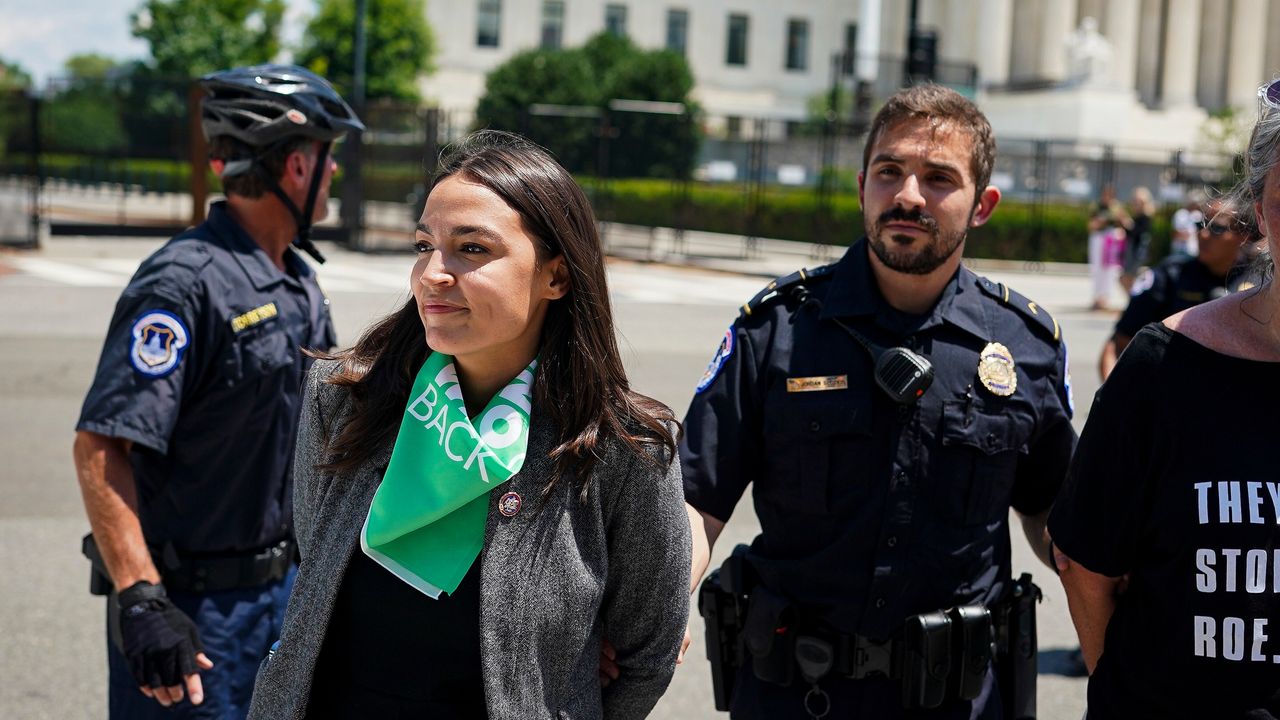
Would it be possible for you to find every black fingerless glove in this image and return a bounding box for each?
[116,580,204,689]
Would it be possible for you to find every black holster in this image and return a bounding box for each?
[697,544,754,711]
[993,573,1041,720]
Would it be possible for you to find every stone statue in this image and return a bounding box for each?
[1066,16,1113,89]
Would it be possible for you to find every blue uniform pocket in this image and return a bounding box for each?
[761,400,873,514]
[939,402,1021,526]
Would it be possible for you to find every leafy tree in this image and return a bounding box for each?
[474,49,598,171]
[131,0,285,79]
[0,58,31,90]
[474,33,700,179]
[44,55,128,153]
[297,0,435,103]
[0,58,32,163]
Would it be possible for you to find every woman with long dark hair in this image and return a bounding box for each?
[248,130,690,719]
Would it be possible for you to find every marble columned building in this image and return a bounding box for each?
[422,0,1280,156]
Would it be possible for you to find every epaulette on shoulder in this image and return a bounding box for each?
[156,235,215,274]
[739,264,835,318]
[975,275,1061,344]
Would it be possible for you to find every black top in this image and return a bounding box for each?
[680,240,1077,714]
[1114,256,1226,339]
[308,548,486,719]
[1122,213,1152,273]
[1049,324,1280,719]
[76,202,337,553]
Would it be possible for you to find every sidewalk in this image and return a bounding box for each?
[599,222,1093,279]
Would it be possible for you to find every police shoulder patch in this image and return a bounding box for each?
[129,310,190,377]
[738,264,835,318]
[975,277,1060,344]
[695,326,735,394]
[1130,268,1156,296]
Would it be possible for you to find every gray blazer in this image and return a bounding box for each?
[248,360,690,720]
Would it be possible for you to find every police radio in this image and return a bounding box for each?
[832,318,934,404]
[788,284,934,404]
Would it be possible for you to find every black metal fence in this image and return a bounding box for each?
[0,74,1238,261]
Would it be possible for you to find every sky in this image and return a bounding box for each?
[0,0,312,85]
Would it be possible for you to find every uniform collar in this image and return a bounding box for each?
[820,236,989,341]
[207,201,312,291]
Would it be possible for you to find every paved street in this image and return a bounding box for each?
[0,231,1119,719]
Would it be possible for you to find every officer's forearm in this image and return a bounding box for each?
[73,431,161,589]
[1016,508,1054,571]
[1099,334,1130,381]
[686,503,724,594]
[1059,555,1123,675]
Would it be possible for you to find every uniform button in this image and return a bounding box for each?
[985,433,997,447]
[323,298,331,306]
[875,598,886,609]
[809,421,822,432]
[886,536,897,547]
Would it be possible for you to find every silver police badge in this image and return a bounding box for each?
[977,342,1017,397]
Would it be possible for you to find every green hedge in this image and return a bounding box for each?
[588,177,1174,264]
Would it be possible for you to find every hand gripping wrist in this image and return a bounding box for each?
[116,580,205,689]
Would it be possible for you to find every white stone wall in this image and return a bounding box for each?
[419,0,1280,153]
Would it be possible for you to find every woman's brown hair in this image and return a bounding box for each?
[314,130,676,493]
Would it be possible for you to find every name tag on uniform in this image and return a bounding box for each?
[786,375,848,392]
[230,302,278,333]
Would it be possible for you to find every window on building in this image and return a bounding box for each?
[843,23,857,75]
[476,0,501,47]
[785,18,809,71]
[541,0,564,49]
[726,14,749,66]
[666,9,689,55]
[605,4,628,38]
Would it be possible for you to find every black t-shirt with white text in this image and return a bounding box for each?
[1050,323,1280,718]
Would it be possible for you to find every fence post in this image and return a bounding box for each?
[188,83,208,226]
[1032,140,1049,262]
[28,91,42,248]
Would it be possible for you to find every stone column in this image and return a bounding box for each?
[1227,0,1268,109]
[1039,0,1079,82]
[1104,0,1141,92]
[1197,0,1229,109]
[1135,0,1163,105]
[1161,0,1202,108]
[977,0,1014,86]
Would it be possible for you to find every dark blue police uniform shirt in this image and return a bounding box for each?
[681,239,1077,640]
[1114,255,1228,339]
[77,201,337,555]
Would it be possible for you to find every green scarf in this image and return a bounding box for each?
[361,352,536,598]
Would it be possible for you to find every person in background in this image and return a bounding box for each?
[1097,195,1255,380]
[248,131,690,720]
[72,64,361,719]
[1120,186,1155,294]
[1170,191,1205,257]
[1087,186,1130,311]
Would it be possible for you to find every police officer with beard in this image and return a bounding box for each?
[682,85,1076,718]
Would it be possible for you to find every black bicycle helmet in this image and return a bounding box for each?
[199,64,365,264]
[199,63,365,146]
